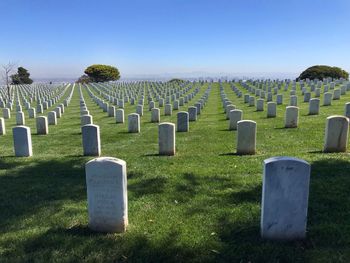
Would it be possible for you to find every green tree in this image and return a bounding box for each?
[168,78,185,84]
[298,65,349,81]
[76,74,92,83]
[84,64,120,82]
[11,67,33,84]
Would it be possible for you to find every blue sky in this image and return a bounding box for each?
[0,0,349,79]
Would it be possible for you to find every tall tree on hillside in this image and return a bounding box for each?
[11,67,33,84]
[84,64,120,82]
[1,62,17,99]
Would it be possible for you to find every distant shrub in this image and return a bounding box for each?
[298,65,349,81]
[168,78,185,84]
[84,64,120,82]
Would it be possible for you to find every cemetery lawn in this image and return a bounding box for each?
[1,83,350,263]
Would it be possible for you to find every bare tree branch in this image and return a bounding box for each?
[1,61,17,100]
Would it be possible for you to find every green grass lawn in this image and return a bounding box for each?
[1,82,350,262]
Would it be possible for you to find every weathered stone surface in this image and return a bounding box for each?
[333,89,341,100]
[285,106,299,128]
[164,104,172,116]
[85,157,128,233]
[128,113,140,133]
[323,92,332,106]
[116,109,124,123]
[177,111,189,132]
[188,106,197,121]
[267,102,276,118]
[136,105,143,116]
[36,116,48,135]
[13,126,32,157]
[16,111,25,125]
[226,104,236,119]
[0,117,5,135]
[344,102,350,118]
[159,122,175,155]
[108,106,116,117]
[308,98,320,115]
[81,115,93,126]
[228,109,242,130]
[256,99,264,111]
[3,108,10,119]
[48,111,57,125]
[323,115,349,153]
[28,108,36,118]
[236,120,256,155]
[290,95,298,106]
[82,124,101,156]
[151,108,160,123]
[261,157,310,240]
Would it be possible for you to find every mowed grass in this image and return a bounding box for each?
[0,81,350,262]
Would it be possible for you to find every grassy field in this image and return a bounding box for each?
[1,82,350,262]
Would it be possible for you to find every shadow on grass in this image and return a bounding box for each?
[128,177,167,197]
[0,157,87,228]
[16,226,215,263]
[0,158,350,262]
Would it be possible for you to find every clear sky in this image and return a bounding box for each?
[0,0,349,80]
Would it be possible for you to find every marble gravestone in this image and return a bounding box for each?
[188,106,197,121]
[13,126,32,157]
[116,109,124,123]
[267,102,276,118]
[128,113,140,133]
[323,115,349,153]
[36,116,48,135]
[344,102,350,118]
[261,157,311,240]
[177,111,189,132]
[285,106,299,128]
[81,115,93,126]
[82,124,101,156]
[151,108,160,123]
[236,120,256,155]
[308,98,320,115]
[3,108,10,119]
[159,122,176,155]
[85,157,128,233]
[228,109,242,130]
[16,112,25,125]
[0,117,5,135]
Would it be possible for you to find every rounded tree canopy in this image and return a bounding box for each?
[11,66,33,85]
[84,64,120,82]
[298,65,349,81]
[168,78,185,84]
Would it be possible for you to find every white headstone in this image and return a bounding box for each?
[13,126,32,157]
[0,117,5,135]
[177,111,189,132]
[16,111,25,125]
[82,124,101,156]
[229,109,243,130]
[86,157,128,233]
[116,109,124,123]
[285,106,299,128]
[267,102,277,118]
[128,113,140,133]
[159,122,175,155]
[261,157,310,240]
[236,120,256,155]
[188,106,197,121]
[323,115,349,152]
[151,108,160,123]
[36,116,48,135]
[48,111,57,125]
[308,98,320,115]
